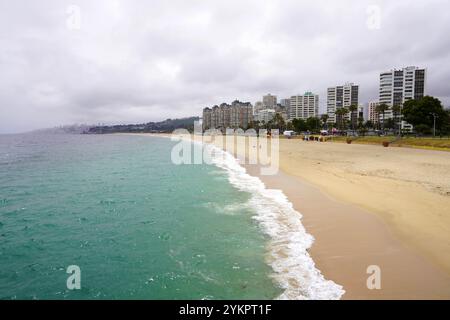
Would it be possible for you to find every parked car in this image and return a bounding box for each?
[283,130,296,138]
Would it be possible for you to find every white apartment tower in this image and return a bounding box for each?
[327,83,359,123]
[379,66,426,130]
[254,109,276,123]
[290,92,319,120]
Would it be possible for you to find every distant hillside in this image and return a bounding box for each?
[87,117,200,134]
[33,124,92,134]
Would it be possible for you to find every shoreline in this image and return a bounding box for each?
[208,144,344,299]
[250,138,450,298]
[119,133,450,299]
[245,164,450,299]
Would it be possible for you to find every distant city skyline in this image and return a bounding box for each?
[1,1,450,133]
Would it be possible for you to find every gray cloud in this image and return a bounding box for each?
[1,0,449,133]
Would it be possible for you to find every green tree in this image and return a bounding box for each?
[254,120,262,131]
[364,120,374,130]
[384,118,395,129]
[320,114,329,130]
[392,105,402,134]
[306,117,321,132]
[260,120,266,131]
[443,109,450,135]
[335,108,348,131]
[291,118,307,133]
[414,124,431,135]
[286,121,294,131]
[376,103,390,133]
[348,104,358,130]
[358,126,368,136]
[272,113,286,131]
[357,113,364,129]
[402,96,447,134]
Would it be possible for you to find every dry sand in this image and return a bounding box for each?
[252,138,450,299]
[277,139,450,272]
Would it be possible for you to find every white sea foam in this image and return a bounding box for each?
[204,142,345,300]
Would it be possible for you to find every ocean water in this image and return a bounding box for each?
[0,133,343,300]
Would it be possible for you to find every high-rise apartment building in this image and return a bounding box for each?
[327,83,359,123]
[253,101,264,114]
[280,98,291,119]
[202,100,253,131]
[202,107,212,130]
[289,92,319,120]
[379,66,426,130]
[368,101,380,124]
[263,94,277,108]
[254,109,276,123]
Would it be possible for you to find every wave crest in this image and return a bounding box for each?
[205,143,345,300]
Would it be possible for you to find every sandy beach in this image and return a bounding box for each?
[204,134,450,299]
[140,133,450,299]
[250,138,450,299]
[277,140,450,266]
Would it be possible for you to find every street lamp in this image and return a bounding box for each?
[430,113,438,137]
[399,104,403,137]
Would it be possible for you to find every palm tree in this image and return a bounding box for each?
[392,105,401,135]
[365,120,374,130]
[272,113,286,131]
[320,114,329,130]
[335,107,348,131]
[348,104,358,131]
[358,113,365,129]
[376,103,390,133]
[286,121,294,131]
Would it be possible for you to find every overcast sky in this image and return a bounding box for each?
[1,0,449,133]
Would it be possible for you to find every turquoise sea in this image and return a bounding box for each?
[0,133,343,300]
